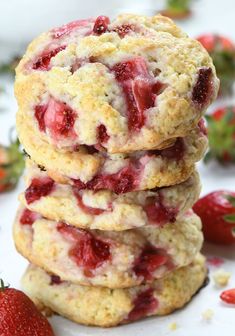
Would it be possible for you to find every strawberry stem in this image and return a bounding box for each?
[0,279,9,291]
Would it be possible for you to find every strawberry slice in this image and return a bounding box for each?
[133,245,168,280]
[57,223,111,274]
[220,288,235,304]
[19,208,40,226]
[32,46,66,71]
[25,177,55,204]
[112,57,164,131]
[192,67,213,109]
[127,289,158,321]
[35,97,77,141]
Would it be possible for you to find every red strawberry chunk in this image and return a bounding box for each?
[97,124,110,144]
[127,289,158,321]
[93,16,110,35]
[112,24,135,38]
[133,77,156,113]
[32,46,66,71]
[87,164,141,194]
[50,275,63,285]
[112,57,164,131]
[19,208,40,226]
[36,97,76,141]
[52,19,94,39]
[151,138,185,161]
[192,67,213,109]
[35,105,47,132]
[144,196,177,225]
[133,245,168,280]
[57,223,111,273]
[73,187,105,215]
[25,177,54,204]
[220,288,235,304]
[73,162,141,194]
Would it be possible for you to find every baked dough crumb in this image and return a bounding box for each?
[168,322,179,330]
[201,309,214,321]
[213,269,231,287]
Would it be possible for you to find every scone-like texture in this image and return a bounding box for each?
[22,254,207,327]
[15,14,218,154]
[17,114,207,190]
[20,161,201,230]
[14,208,203,288]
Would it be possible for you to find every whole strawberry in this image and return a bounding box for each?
[205,106,235,164]
[0,138,24,192]
[161,0,192,19]
[193,191,235,245]
[197,34,235,95]
[0,280,55,336]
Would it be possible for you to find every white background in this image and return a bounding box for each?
[0,0,235,335]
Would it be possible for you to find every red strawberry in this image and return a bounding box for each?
[161,0,191,19]
[205,106,235,164]
[0,280,55,336]
[0,138,24,192]
[193,191,235,245]
[220,288,235,304]
[197,34,235,95]
[93,16,110,35]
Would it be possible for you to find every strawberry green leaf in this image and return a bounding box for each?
[167,0,190,11]
[226,195,235,207]
[224,214,235,223]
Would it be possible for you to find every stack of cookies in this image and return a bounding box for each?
[13,14,219,327]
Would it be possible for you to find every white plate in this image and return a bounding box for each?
[0,0,235,334]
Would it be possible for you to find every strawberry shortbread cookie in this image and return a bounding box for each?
[17,115,207,192]
[22,254,207,327]
[19,160,201,230]
[14,207,203,288]
[15,14,218,154]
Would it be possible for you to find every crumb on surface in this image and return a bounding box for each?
[201,309,214,321]
[168,322,178,331]
[213,269,231,287]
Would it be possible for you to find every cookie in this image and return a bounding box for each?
[17,112,207,191]
[21,254,207,327]
[19,161,201,230]
[15,14,218,154]
[14,208,203,288]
